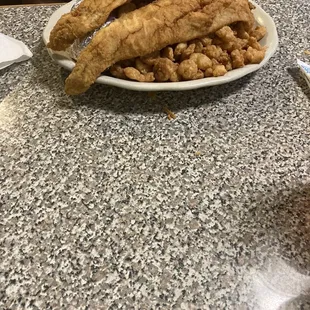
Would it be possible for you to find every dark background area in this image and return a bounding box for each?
[0,0,68,5]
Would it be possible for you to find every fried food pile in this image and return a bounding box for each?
[48,0,267,95]
[110,24,267,82]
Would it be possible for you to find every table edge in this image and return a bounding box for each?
[0,3,62,8]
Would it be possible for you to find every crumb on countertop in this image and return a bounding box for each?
[148,92,157,99]
[163,106,176,120]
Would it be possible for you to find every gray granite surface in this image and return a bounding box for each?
[0,1,310,309]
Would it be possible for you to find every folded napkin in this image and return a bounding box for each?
[0,33,33,70]
[297,59,310,89]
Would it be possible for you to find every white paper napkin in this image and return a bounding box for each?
[0,33,33,70]
[297,59,310,89]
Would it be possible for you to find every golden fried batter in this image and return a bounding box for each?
[47,0,128,51]
[65,0,254,94]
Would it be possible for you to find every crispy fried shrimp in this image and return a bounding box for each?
[203,45,223,60]
[231,49,245,68]
[189,53,213,70]
[189,39,204,53]
[250,26,267,41]
[216,26,237,43]
[153,58,177,82]
[110,64,127,79]
[181,43,196,61]
[195,70,204,79]
[225,61,233,71]
[204,67,214,77]
[218,51,231,66]
[162,46,175,61]
[248,36,263,50]
[215,26,247,51]
[170,70,181,82]
[141,51,161,65]
[124,67,155,82]
[174,43,188,56]
[177,59,199,80]
[200,36,213,46]
[135,58,153,74]
[212,64,227,77]
[244,46,265,64]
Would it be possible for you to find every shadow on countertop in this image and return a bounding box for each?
[287,67,310,101]
[245,183,310,274]
[30,41,256,115]
[63,70,255,115]
[274,184,310,272]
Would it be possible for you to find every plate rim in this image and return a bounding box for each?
[43,0,279,92]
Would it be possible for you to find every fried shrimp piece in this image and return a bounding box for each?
[204,67,213,77]
[174,43,188,57]
[189,53,212,70]
[225,61,233,71]
[218,51,231,66]
[47,0,128,51]
[212,58,220,66]
[153,58,177,81]
[141,51,161,65]
[177,59,199,80]
[216,26,237,43]
[231,49,245,68]
[189,39,204,53]
[170,71,181,82]
[200,36,213,47]
[215,26,247,51]
[195,70,205,79]
[250,26,267,41]
[181,43,196,61]
[245,46,265,64]
[203,45,223,60]
[248,36,263,50]
[124,67,155,82]
[65,0,254,94]
[110,64,127,79]
[162,47,175,61]
[135,58,153,74]
[212,64,227,76]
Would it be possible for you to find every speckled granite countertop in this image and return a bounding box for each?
[0,1,310,309]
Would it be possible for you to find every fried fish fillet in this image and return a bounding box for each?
[47,0,128,51]
[65,0,254,95]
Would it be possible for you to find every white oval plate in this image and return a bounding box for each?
[43,0,278,92]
